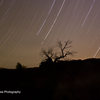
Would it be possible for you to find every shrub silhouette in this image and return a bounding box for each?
[16,62,23,70]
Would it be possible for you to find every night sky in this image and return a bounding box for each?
[0,0,100,68]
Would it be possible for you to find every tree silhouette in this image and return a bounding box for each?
[42,48,54,62]
[16,62,23,70]
[41,40,75,63]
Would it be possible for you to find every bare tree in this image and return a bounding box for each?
[42,48,54,59]
[41,40,75,63]
[54,40,74,62]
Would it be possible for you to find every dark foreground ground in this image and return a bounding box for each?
[0,58,100,100]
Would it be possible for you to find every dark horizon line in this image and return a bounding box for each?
[0,57,100,69]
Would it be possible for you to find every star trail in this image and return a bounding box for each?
[42,0,66,43]
[81,0,96,26]
[36,0,56,36]
[93,47,100,58]
[0,0,100,68]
